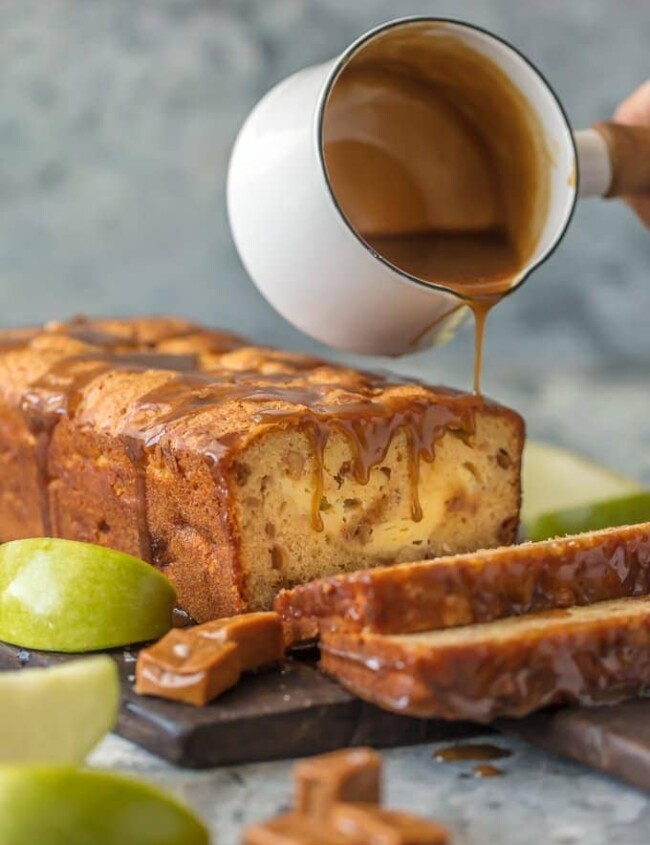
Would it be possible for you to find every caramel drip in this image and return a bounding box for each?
[305,421,328,532]
[0,333,36,353]
[468,298,499,396]
[473,764,504,778]
[21,351,200,537]
[252,399,473,529]
[64,326,139,349]
[434,743,512,763]
[14,324,205,539]
[21,359,112,535]
[121,435,152,562]
[135,372,478,535]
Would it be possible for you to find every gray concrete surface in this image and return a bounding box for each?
[90,731,650,845]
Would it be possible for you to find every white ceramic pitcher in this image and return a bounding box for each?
[227,17,650,356]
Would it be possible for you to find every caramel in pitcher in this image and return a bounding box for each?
[323,24,550,392]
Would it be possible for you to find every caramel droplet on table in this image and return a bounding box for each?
[473,764,504,778]
[434,743,512,763]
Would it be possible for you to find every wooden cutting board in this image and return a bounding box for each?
[2,642,650,790]
[0,643,477,768]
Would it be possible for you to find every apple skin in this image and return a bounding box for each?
[0,767,210,845]
[527,491,650,542]
[522,440,640,530]
[0,656,119,764]
[0,538,176,651]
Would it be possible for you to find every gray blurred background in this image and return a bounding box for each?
[2,0,649,475]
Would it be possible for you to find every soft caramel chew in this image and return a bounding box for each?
[244,809,448,845]
[330,804,449,845]
[244,748,449,845]
[276,523,650,645]
[243,814,364,845]
[135,612,283,705]
[0,316,523,621]
[320,596,650,721]
[295,748,382,820]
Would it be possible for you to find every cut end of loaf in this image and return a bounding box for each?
[235,410,523,612]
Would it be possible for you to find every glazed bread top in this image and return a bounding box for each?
[0,315,520,485]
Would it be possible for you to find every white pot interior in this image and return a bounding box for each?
[319,18,577,293]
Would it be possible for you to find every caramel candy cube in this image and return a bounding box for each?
[243,813,364,845]
[295,748,382,820]
[135,629,241,706]
[330,804,449,845]
[135,611,285,706]
[194,612,284,670]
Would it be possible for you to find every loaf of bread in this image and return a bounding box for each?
[276,523,650,644]
[0,316,523,621]
[320,595,650,720]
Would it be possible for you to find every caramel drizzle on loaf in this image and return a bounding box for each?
[135,373,477,529]
[6,318,483,558]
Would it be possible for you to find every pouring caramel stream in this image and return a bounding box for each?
[323,24,550,392]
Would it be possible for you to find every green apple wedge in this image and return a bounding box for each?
[0,767,210,845]
[0,656,119,764]
[528,491,650,542]
[522,440,644,540]
[0,538,176,651]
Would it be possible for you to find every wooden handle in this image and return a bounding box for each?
[593,121,650,197]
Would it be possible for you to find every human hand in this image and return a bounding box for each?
[614,80,650,227]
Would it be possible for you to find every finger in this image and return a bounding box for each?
[624,194,650,228]
[614,79,650,124]
[613,81,650,226]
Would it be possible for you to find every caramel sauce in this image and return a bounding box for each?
[473,764,504,778]
[20,350,199,537]
[133,372,477,531]
[0,330,38,352]
[323,23,550,393]
[434,743,512,763]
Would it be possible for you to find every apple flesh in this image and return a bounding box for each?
[0,767,210,845]
[0,538,176,651]
[522,440,641,532]
[0,656,119,764]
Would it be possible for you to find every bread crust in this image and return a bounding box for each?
[276,523,650,644]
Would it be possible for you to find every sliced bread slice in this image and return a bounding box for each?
[276,523,650,645]
[320,595,650,721]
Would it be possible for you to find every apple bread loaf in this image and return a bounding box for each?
[0,316,524,621]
